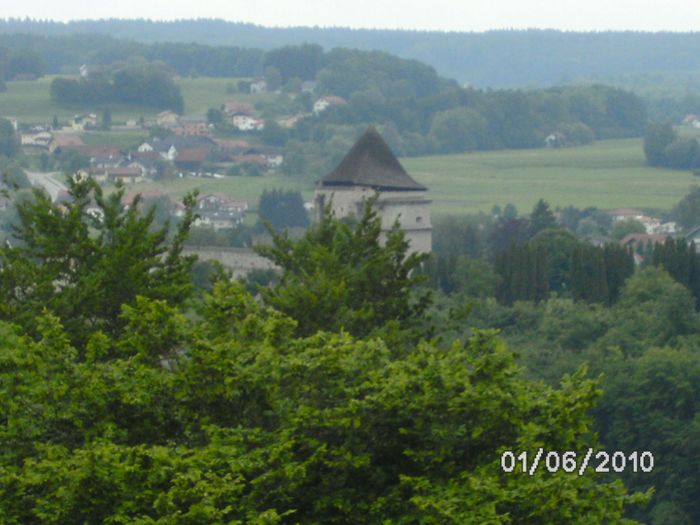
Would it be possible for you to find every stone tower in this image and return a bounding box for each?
[314,127,432,253]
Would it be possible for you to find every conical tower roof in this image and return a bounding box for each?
[318,127,427,191]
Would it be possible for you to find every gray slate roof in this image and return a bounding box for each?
[319,127,426,191]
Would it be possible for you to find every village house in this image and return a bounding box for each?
[173,116,209,136]
[607,207,675,235]
[79,166,143,184]
[232,115,265,131]
[21,131,52,149]
[69,114,98,131]
[194,193,248,229]
[223,101,254,117]
[122,190,169,210]
[314,126,432,254]
[49,134,85,154]
[249,79,267,94]
[156,110,180,128]
[175,148,211,173]
[682,114,700,128]
[313,95,348,114]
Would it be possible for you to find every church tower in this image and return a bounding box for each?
[314,127,432,253]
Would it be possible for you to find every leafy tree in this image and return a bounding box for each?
[0,178,197,344]
[664,137,700,169]
[429,107,489,153]
[597,267,700,355]
[0,118,18,157]
[452,256,502,298]
[611,218,646,240]
[672,186,700,230]
[0,297,645,523]
[206,107,223,124]
[257,188,309,230]
[530,227,580,293]
[643,123,676,166]
[597,346,700,524]
[101,107,111,130]
[255,196,431,338]
[261,120,288,147]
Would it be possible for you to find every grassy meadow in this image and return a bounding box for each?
[403,138,697,215]
[0,76,264,122]
[3,75,696,217]
[116,137,695,219]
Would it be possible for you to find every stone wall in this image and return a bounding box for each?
[183,246,277,279]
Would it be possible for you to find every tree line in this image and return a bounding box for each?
[49,59,184,112]
[4,19,700,88]
[0,179,647,522]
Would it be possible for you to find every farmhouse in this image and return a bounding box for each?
[49,134,85,154]
[313,96,347,114]
[314,126,431,254]
[173,117,209,136]
[156,110,180,127]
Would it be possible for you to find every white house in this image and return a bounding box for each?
[232,115,265,131]
[313,96,347,114]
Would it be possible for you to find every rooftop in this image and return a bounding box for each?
[318,127,426,192]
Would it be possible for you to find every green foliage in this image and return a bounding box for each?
[529,199,557,237]
[671,185,700,231]
[570,244,609,303]
[0,178,197,344]
[530,228,580,292]
[257,189,309,230]
[452,256,502,298]
[255,197,430,338]
[650,237,700,307]
[597,346,700,524]
[598,267,700,355]
[50,62,184,112]
[0,118,18,158]
[428,107,489,153]
[494,242,549,304]
[0,294,644,523]
[664,137,700,169]
[611,218,646,240]
[101,107,111,130]
[644,123,676,166]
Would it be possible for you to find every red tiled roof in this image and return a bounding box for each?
[175,148,210,163]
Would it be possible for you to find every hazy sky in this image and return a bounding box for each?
[5,0,700,32]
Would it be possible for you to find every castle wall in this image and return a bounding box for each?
[314,185,432,253]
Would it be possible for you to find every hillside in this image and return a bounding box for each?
[3,19,700,87]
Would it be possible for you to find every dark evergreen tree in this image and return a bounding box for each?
[571,245,608,303]
[603,243,635,304]
[529,199,556,237]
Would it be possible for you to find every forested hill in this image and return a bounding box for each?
[2,18,700,87]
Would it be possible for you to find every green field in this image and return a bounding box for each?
[105,137,698,218]
[0,76,280,123]
[4,75,695,216]
[402,138,697,215]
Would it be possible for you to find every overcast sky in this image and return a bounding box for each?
[5,0,700,32]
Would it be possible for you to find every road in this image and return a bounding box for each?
[25,171,67,201]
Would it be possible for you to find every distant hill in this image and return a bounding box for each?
[2,19,700,87]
